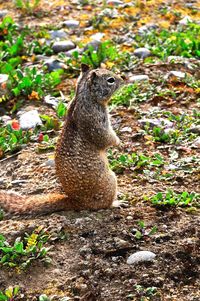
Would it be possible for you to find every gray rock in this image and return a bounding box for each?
[83,40,101,52]
[134,47,151,58]
[44,58,66,71]
[19,110,42,130]
[0,10,8,18]
[138,24,158,35]
[52,41,76,53]
[127,251,156,264]
[62,20,79,28]
[34,55,49,62]
[129,74,149,82]
[65,47,82,57]
[189,125,200,134]
[49,30,67,40]
[45,159,55,167]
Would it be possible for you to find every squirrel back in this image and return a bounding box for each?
[0,64,123,216]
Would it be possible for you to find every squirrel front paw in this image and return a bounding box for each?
[114,135,121,146]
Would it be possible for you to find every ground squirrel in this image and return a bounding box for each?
[0,64,123,215]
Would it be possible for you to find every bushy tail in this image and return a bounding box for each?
[0,191,74,216]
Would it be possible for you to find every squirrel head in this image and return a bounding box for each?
[77,64,124,105]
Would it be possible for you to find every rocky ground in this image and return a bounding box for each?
[0,0,200,300]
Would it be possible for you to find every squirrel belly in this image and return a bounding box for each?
[0,64,123,216]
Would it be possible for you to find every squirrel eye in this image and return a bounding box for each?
[107,77,115,84]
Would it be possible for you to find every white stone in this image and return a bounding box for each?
[19,110,42,130]
[120,127,132,133]
[129,75,149,82]
[165,71,186,79]
[0,74,8,84]
[62,20,79,28]
[179,16,192,25]
[90,32,105,41]
[127,251,156,265]
[107,0,123,5]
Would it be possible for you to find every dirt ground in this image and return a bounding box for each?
[0,0,200,300]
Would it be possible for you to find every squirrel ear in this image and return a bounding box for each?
[90,70,97,81]
[81,63,90,73]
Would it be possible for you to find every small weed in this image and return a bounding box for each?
[56,101,67,119]
[149,190,200,207]
[0,123,32,157]
[7,67,62,99]
[133,220,157,240]
[127,285,158,300]
[13,0,41,14]
[0,286,20,301]
[108,151,164,174]
[0,227,51,270]
[111,82,155,106]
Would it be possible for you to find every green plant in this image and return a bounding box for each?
[149,190,200,207]
[13,0,41,14]
[134,22,200,59]
[0,286,20,301]
[133,221,157,240]
[0,227,50,269]
[56,101,67,119]
[7,67,62,99]
[108,151,164,174]
[0,123,32,157]
[111,82,155,106]
[127,285,158,300]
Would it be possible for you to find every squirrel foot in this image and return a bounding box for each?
[112,199,129,208]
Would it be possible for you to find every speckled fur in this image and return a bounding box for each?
[0,65,123,215]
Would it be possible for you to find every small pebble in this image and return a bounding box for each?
[129,75,149,82]
[49,30,67,40]
[62,20,79,28]
[19,110,42,130]
[0,10,8,18]
[127,251,156,264]
[134,47,151,58]
[120,127,132,133]
[0,74,8,84]
[179,16,192,25]
[45,159,55,167]
[107,0,123,5]
[165,71,186,80]
[139,118,173,129]
[44,58,66,71]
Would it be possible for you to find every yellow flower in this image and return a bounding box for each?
[26,233,38,250]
